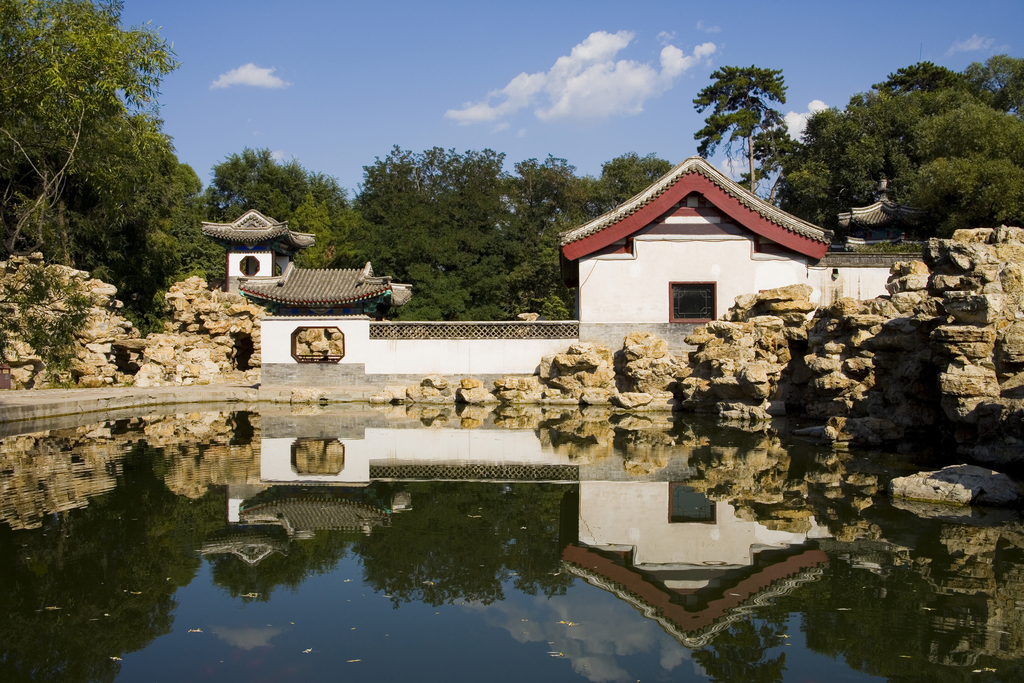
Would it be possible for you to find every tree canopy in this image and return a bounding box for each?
[693,65,787,194]
[780,56,1024,237]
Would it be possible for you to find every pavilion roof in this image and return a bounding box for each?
[838,200,925,228]
[560,156,831,260]
[239,261,412,307]
[201,209,316,250]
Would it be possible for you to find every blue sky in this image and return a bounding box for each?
[122,0,1024,196]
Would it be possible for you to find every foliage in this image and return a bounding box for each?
[964,55,1024,116]
[874,61,966,94]
[204,147,359,270]
[356,482,574,606]
[591,152,673,212]
[356,146,516,320]
[0,441,225,683]
[0,0,178,256]
[693,65,787,194]
[0,262,90,378]
[692,619,787,683]
[780,59,1024,237]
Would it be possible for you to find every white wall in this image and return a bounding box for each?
[808,264,893,305]
[578,235,894,324]
[261,317,573,375]
[578,481,828,567]
[579,235,810,323]
[227,250,274,278]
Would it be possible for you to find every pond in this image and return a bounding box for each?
[1,403,1022,682]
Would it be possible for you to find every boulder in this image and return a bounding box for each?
[889,465,1021,507]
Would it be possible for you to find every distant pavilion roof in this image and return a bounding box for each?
[201,209,316,251]
[240,262,412,308]
[838,180,925,229]
[560,156,832,261]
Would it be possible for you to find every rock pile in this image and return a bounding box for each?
[674,285,811,421]
[134,277,264,387]
[0,254,138,388]
[796,227,1024,463]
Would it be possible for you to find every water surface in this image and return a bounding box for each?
[1,404,1021,682]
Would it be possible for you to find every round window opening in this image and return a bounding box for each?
[240,255,261,276]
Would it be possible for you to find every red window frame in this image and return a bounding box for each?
[669,282,716,323]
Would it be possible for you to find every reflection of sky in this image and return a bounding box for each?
[210,625,286,650]
[463,585,704,682]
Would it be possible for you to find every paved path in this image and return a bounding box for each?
[0,384,288,427]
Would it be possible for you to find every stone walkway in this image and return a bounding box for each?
[0,384,287,426]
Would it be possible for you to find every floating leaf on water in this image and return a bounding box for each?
[467,515,481,518]
[343,579,352,583]
[836,608,851,611]
[130,592,142,595]
[188,629,202,633]
[303,648,312,654]
[549,652,564,657]
[973,668,996,673]
[347,659,361,663]
[44,606,60,610]
[557,621,578,626]
[422,581,435,586]
[110,656,121,661]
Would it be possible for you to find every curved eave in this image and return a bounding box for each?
[239,285,393,307]
[562,169,830,261]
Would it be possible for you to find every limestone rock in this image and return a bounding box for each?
[890,465,1021,507]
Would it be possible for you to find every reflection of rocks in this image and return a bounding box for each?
[0,411,261,527]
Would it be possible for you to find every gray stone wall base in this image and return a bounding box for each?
[261,363,535,396]
[578,322,699,355]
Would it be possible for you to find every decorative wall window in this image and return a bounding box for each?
[670,282,715,322]
[291,438,345,475]
[291,326,345,363]
[240,255,261,276]
[669,484,716,523]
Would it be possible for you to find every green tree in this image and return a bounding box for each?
[964,54,1024,116]
[911,98,1024,234]
[0,262,90,381]
[693,66,787,194]
[780,59,1024,237]
[873,61,966,95]
[355,146,511,320]
[0,0,178,257]
[593,152,673,212]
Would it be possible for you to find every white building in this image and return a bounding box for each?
[560,156,895,350]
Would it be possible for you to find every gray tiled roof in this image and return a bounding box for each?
[240,262,411,307]
[201,209,315,250]
[560,156,830,247]
[838,201,924,228]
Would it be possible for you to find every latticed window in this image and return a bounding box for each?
[670,282,715,322]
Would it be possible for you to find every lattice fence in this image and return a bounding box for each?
[369,463,579,482]
[369,321,579,340]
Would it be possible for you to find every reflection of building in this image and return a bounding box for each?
[562,480,830,647]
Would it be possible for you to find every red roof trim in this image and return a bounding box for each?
[562,173,828,261]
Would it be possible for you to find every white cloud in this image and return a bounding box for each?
[210,625,285,650]
[945,34,995,56]
[785,99,828,140]
[270,150,286,161]
[657,31,676,44]
[517,128,527,138]
[445,31,716,125]
[493,122,510,132]
[210,63,291,90]
[696,20,721,34]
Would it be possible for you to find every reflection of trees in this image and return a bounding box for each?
[0,442,224,683]
[207,528,353,602]
[356,483,574,606]
[692,619,787,683]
